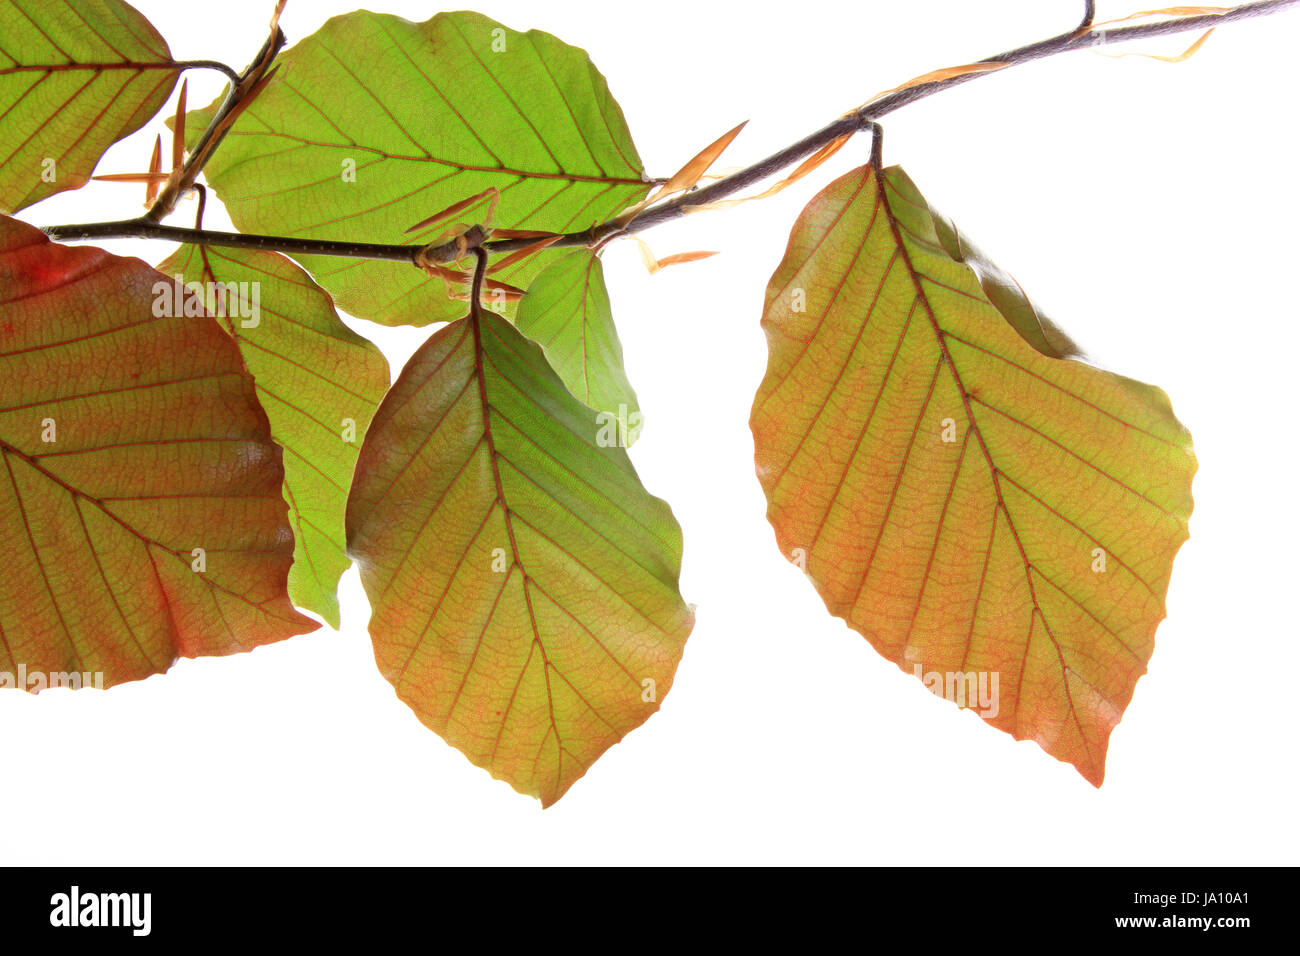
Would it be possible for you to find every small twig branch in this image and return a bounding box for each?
[0,59,240,81]
[588,0,1297,251]
[469,247,489,321]
[175,59,242,82]
[144,13,286,222]
[192,184,208,230]
[41,0,1298,267]
[1079,1,1097,32]
[44,218,465,265]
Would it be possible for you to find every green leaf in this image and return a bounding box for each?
[186,10,649,327]
[0,0,179,213]
[346,308,692,806]
[916,174,1082,360]
[515,249,638,426]
[751,163,1195,785]
[155,244,390,628]
[0,214,316,688]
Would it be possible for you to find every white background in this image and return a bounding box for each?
[3,0,1297,865]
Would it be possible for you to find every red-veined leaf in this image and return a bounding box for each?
[155,244,390,628]
[0,214,316,688]
[346,305,692,805]
[0,0,180,212]
[751,163,1195,784]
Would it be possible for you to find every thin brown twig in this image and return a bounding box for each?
[174,59,241,82]
[41,0,1299,268]
[1079,1,1097,32]
[143,14,285,222]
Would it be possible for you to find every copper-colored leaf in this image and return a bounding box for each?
[751,164,1195,785]
[0,215,316,688]
[347,307,693,805]
[155,244,390,628]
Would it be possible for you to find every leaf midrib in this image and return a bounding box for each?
[877,166,1105,775]
[219,130,650,186]
[469,309,565,791]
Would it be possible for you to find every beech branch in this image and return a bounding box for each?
[41,0,1298,269]
[144,11,286,222]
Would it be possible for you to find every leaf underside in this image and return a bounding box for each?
[187,10,649,327]
[0,0,179,213]
[515,248,638,422]
[751,164,1196,785]
[346,309,692,806]
[155,245,390,628]
[0,214,316,688]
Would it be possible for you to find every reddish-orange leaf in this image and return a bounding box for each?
[154,243,390,629]
[751,164,1195,785]
[347,308,692,805]
[0,215,316,689]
